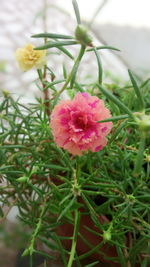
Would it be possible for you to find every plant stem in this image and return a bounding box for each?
[51,45,86,100]
[93,47,103,84]
[133,133,146,177]
[43,0,51,119]
[128,70,145,112]
[22,203,47,256]
[72,0,81,25]
[97,84,135,120]
[67,209,80,267]
[43,66,51,118]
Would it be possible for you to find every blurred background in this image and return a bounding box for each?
[0,0,150,266]
[0,0,150,101]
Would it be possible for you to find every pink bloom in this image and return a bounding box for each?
[50,93,113,156]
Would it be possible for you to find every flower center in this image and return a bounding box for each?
[74,115,87,129]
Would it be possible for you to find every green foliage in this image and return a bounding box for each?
[1,78,150,266]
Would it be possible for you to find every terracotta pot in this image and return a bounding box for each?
[51,176,120,265]
[57,202,120,266]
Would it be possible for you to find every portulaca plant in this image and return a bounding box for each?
[1,1,150,266]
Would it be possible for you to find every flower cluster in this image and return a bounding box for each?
[15,44,46,71]
[50,92,112,155]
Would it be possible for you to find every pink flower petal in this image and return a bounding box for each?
[50,93,113,155]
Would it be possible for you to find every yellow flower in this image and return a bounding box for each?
[15,44,46,71]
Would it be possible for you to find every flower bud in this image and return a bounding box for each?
[2,90,10,98]
[72,183,81,196]
[75,24,93,46]
[145,155,150,162]
[17,176,28,183]
[136,114,150,132]
[126,194,135,203]
[103,230,111,241]
[103,230,111,242]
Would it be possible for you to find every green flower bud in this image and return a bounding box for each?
[126,194,135,203]
[72,183,81,196]
[2,90,10,98]
[75,24,93,46]
[145,155,150,162]
[17,176,28,183]
[103,230,111,241]
[138,114,150,132]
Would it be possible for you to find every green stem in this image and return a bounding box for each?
[72,0,81,24]
[67,209,80,267]
[133,133,146,177]
[128,70,145,112]
[37,68,51,118]
[43,1,51,118]
[42,1,51,119]
[37,3,51,119]
[98,114,129,123]
[22,204,46,256]
[76,156,81,183]
[93,47,103,84]
[52,45,86,100]
[97,84,135,120]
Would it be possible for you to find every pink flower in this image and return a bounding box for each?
[50,93,113,156]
